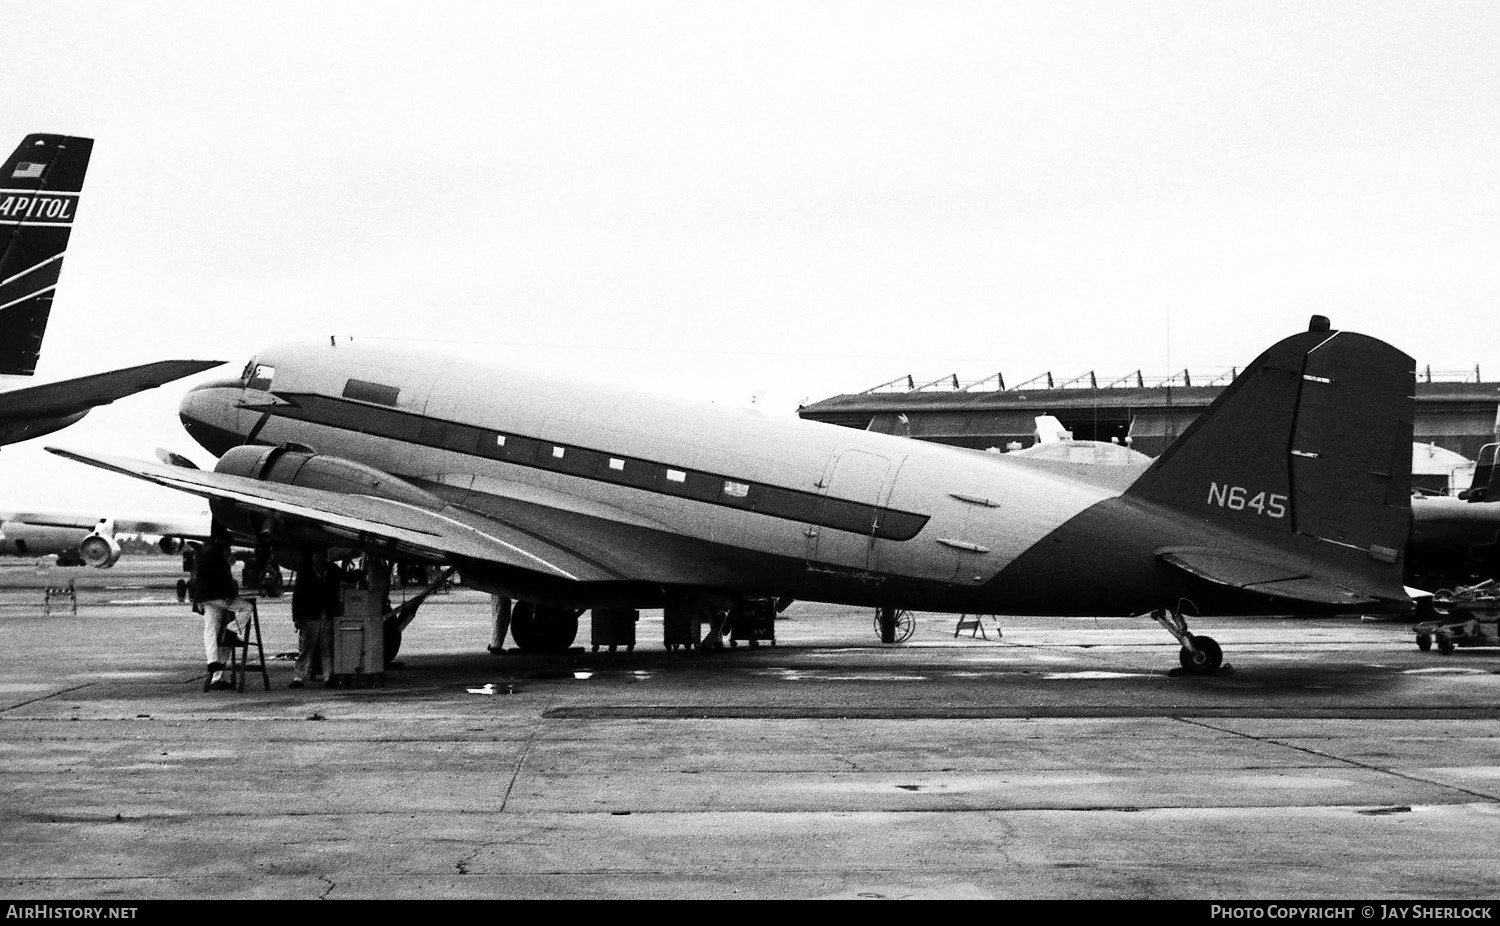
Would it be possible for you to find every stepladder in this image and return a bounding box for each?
[954,614,996,639]
[205,598,269,692]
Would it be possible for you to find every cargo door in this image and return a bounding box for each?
[805,449,892,573]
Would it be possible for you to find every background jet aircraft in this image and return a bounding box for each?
[50,316,1415,674]
[0,133,221,446]
[0,509,211,567]
[1408,443,1500,593]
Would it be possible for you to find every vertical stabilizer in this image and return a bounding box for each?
[0,134,94,376]
[1129,317,1414,602]
[1458,443,1496,503]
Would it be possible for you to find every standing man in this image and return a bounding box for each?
[290,549,342,689]
[488,595,512,654]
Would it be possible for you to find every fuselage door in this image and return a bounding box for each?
[805,449,892,573]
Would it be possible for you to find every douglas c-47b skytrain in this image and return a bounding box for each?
[50,316,1416,674]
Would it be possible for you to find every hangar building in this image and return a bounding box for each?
[798,366,1500,493]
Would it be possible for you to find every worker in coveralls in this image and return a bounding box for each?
[290,550,343,688]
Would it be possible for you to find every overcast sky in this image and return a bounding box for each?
[3,1,1498,515]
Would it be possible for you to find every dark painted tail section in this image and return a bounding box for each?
[1460,442,1497,503]
[1128,318,1415,601]
[0,134,94,376]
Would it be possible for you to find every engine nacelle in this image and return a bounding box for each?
[210,444,443,545]
[157,536,185,555]
[79,532,122,568]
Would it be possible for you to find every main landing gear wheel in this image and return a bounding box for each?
[510,602,581,653]
[261,564,284,598]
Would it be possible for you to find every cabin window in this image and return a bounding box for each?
[722,480,750,498]
[666,469,686,483]
[495,435,506,447]
[247,364,275,391]
[552,446,566,459]
[608,458,625,471]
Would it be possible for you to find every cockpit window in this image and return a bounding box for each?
[247,364,275,391]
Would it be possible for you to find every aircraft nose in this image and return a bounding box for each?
[178,378,246,457]
[177,379,215,426]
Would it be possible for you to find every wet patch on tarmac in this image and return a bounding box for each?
[465,683,520,695]
[462,668,655,694]
[749,668,929,682]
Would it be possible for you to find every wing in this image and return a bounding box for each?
[46,446,605,582]
[0,360,225,419]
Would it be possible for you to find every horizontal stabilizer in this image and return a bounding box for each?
[1158,547,1380,606]
[0,359,224,420]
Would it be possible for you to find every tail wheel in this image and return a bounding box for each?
[1178,635,1223,674]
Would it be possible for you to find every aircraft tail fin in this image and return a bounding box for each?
[1033,415,1072,444]
[0,134,94,376]
[1128,316,1414,603]
[1461,443,1498,503]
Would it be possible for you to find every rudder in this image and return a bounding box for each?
[0,133,94,376]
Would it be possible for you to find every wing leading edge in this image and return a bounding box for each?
[45,446,609,582]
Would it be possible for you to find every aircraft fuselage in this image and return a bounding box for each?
[175,341,1367,616]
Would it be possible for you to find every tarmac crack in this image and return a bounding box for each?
[1173,716,1500,804]
[0,683,94,712]
[500,688,560,812]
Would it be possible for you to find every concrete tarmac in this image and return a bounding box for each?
[2,559,1499,900]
